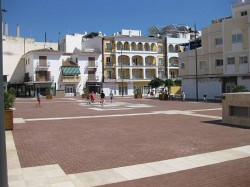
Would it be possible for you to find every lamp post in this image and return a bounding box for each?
[194,23,198,102]
[0,1,9,186]
[120,44,124,97]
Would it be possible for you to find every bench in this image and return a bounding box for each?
[214,96,222,101]
[170,94,183,100]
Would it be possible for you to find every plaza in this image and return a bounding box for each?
[6,97,250,186]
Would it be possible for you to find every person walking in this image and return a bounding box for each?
[36,92,41,107]
[90,91,95,103]
[100,90,105,107]
[109,91,114,103]
[181,90,185,101]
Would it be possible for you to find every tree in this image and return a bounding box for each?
[148,78,164,90]
[232,85,248,92]
[164,79,174,94]
[174,79,182,86]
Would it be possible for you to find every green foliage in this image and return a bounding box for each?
[134,88,142,94]
[174,79,182,86]
[164,79,174,88]
[148,78,164,88]
[46,87,52,94]
[232,85,248,92]
[83,86,89,94]
[4,91,15,109]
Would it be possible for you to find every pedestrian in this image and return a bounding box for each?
[109,91,114,103]
[90,91,95,103]
[100,90,105,106]
[181,90,185,101]
[36,92,41,107]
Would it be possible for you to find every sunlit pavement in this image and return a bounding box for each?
[6,96,250,186]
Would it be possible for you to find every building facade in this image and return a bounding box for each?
[101,29,164,95]
[179,0,250,100]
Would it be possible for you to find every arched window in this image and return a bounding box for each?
[169,44,174,52]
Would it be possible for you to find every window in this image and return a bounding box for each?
[158,58,163,66]
[239,56,248,64]
[158,46,163,52]
[106,57,111,65]
[241,11,247,16]
[200,61,207,70]
[133,58,138,65]
[107,71,111,79]
[106,43,111,51]
[181,63,185,69]
[232,33,242,43]
[215,38,223,45]
[215,59,223,66]
[227,57,235,65]
[76,58,78,64]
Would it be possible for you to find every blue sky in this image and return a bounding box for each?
[2,0,233,42]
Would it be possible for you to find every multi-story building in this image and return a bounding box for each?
[148,24,200,79]
[179,0,250,100]
[101,29,164,95]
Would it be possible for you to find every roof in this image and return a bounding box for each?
[23,48,63,57]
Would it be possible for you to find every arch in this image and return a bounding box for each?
[151,43,157,52]
[132,55,143,66]
[131,42,137,51]
[145,56,156,66]
[169,57,178,67]
[117,42,123,50]
[124,42,130,50]
[144,43,150,51]
[138,42,143,51]
[169,44,174,52]
[175,45,179,52]
[118,55,130,66]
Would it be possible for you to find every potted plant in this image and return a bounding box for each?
[82,86,89,99]
[4,89,16,130]
[134,88,142,99]
[148,78,165,99]
[46,87,53,99]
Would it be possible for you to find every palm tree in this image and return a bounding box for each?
[164,79,174,94]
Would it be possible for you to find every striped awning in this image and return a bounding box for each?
[62,67,80,76]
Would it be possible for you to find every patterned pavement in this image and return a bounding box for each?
[6,96,250,186]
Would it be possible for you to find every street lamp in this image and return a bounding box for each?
[120,44,124,97]
[194,23,198,102]
[0,2,9,186]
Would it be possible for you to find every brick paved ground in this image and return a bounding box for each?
[12,96,250,186]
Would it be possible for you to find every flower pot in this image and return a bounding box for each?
[82,94,87,99]
[134,93,142,99]
[4,109,13,130]
[46,94,53,99]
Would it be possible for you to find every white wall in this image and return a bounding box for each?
[64,34,85,53]
[182,78,222,100]
[3,35,58,83]
[82,37,102,52]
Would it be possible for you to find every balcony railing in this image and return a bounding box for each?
[87,62,98,68]
[62,75,81,83]
[36,75,51,82]
[146,62,156,66]
[87,75,99,82]
[118,62,130,67]
[37,61,50,69]
[169,63,179,67]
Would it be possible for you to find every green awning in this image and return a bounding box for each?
[62,67,80,76]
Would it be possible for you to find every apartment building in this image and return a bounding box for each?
[148,24,200,79]
[179,0,250,100]
[101,29,164,95]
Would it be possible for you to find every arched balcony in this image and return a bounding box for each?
[144,43,150,51]
[169,57,179,67]
[145,56,156,66]
[138,42,143,51]
[175,45,179,52]
[169,44,174,53]
[117,42,123,50]
[124,42,130,50]
[118,55,130,66]
[131,42,137,51]
[132,56,143,66]
[151,43,157,52]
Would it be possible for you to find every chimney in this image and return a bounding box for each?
[5,22,8,36]
[16,24,20,37]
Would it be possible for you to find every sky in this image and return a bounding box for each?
[2,0,234,42]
